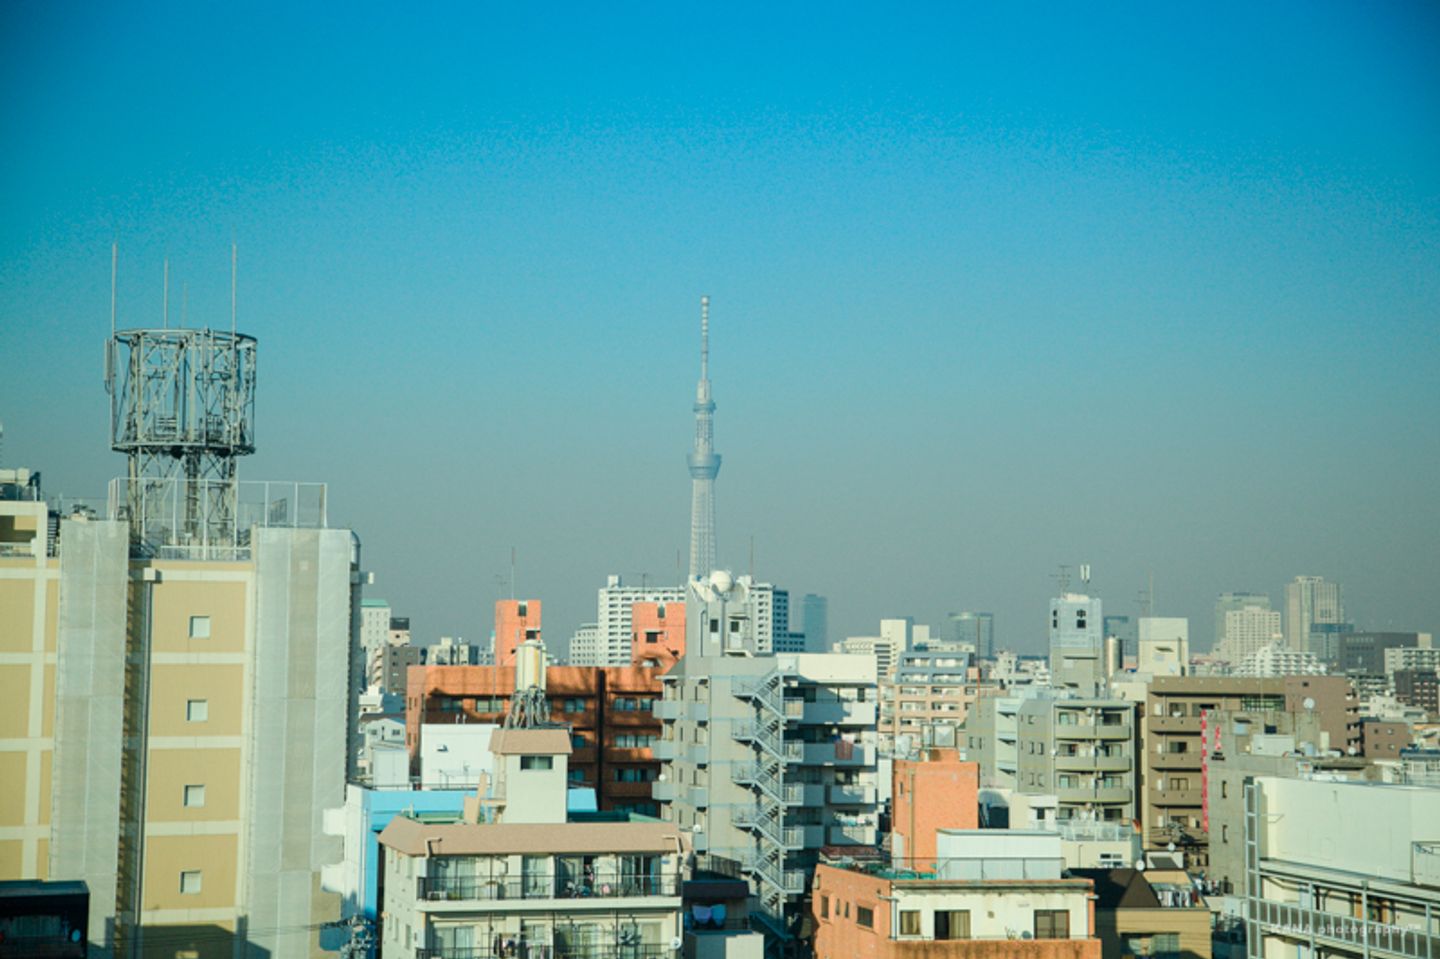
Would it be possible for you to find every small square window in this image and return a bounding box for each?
[184,785,206,808]
[899,911,920,935]
[189,616,211,639]
[186,700,209,723]
[520,755,553,771]
[180,870,203,894]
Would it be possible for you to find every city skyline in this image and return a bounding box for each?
[3,3,1438,650]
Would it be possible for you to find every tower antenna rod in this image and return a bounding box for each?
[110,241,117,338]
[700,295,709,381]
[230,241,237,337]
[163,258,170,329]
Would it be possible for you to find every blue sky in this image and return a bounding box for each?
[3,2,1438,651]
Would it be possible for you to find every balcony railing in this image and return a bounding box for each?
[418,949,676,959]
[1250,896,1440,959]
[417,874,681,903]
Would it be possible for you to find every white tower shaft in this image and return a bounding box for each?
[687,296,720,580]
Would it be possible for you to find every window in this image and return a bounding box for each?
[856,906,874,929]
[568,768,587,784]
[899,911,921,936]
[520,755,553,770]
[1151,933,1180,959]
[188,616,211,639]
[935,910,970,940]
[180,870,203,895]
[562,698,586,713]
[820,896,829,919]
[183,785,206,808]
[186,699,209,723]
[572,733,588,748]
[1034,910,1069,939]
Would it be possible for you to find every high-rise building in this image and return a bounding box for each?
[360,597,392,652]
[1049,593,1105,696]
[655,574,880,948]
[687,296,720,582]
[567,622,600,666]
[493,598,541,666]
[838,624,906,682]
[1284,576,1345,652]
[948,611,994,659]
[1213,591,1270,652]
[593,576,686,667]
[0,319,361,957]
[1137,617,1189,677]
[800,593,829,653]
[1218,604,1282,665]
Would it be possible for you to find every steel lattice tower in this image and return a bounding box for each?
[687,296,720,581]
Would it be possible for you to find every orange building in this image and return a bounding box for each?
[493,599,541,666]
[405,663,664,813]
[891,748,979,871]
[814,862,1100,959]
[630,600,686,672]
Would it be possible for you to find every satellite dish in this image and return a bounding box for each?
[1134,859,1146,871]
[1303,697,1316,711]
[1167,842,1177,853]
[671,937,684,951]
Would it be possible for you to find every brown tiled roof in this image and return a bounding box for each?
[379,815,683,856]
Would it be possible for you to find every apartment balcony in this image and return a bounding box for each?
[800,700,879,726]
[797,823,827,847]
[796,783,828,806]
[416,873,681,904]
[604,746,653,763]
[653,700,708,723]
[827,823,877,845]
[418,951,679,959]
[1149,786,1202,808]
[1149,752,1199,771]
[873,939,1100,959]
[1056,786,1132,805]
[1149,713,1201,733]
[606,708,661,728]
[607,780,655,799]
[651,781,679,802]
[827,783,877,805]
[652,740,681,761]
[798,742,874,766]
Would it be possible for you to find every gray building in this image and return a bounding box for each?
[1050,592,1105,696]
[654,573,880,947]
[964,689,1137,823]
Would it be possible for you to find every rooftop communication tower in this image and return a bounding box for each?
[104,245,256,552]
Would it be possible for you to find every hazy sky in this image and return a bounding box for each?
[3,2,1438,655]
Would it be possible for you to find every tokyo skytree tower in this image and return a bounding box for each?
[687,296,721,581]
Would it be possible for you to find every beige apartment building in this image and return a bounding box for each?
[1,460,360,959]
[1141,674,1357,867]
